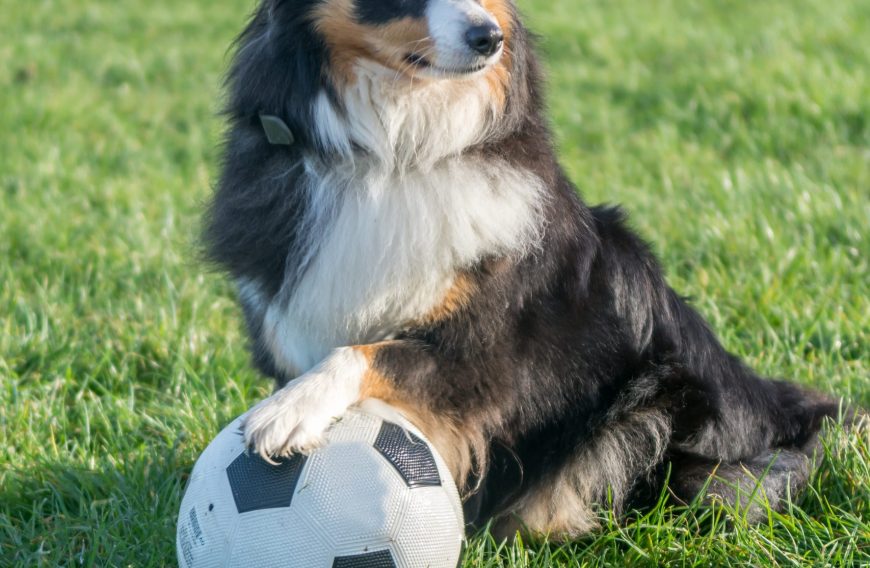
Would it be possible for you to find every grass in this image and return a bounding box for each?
[0,0,867,565]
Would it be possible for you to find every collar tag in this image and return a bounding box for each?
[259,114,295,146]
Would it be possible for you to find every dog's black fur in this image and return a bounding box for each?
[205,0,842,537]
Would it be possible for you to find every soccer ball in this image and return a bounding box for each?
[176,402,464,567]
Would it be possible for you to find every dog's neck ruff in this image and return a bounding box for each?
[257,63,501,172]
[311,61,501,172]
[254,157,546,377]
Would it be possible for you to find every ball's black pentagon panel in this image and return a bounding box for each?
[332,549,396,568]
[374,422,441,488]
[226,452,307,514]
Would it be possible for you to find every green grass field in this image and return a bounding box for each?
[1,0,868,565]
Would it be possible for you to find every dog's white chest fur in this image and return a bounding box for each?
[252,157,544,376]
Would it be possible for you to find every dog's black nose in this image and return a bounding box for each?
[465,23,504,57]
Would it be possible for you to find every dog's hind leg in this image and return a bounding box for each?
[665,449,813,522]
[658,373,843,520]
[483,367,686,540]
[616,354,845,520]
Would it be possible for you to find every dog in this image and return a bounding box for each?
[204,0,843,538]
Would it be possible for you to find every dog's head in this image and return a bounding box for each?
[228,0,533,165]
[311,0,512,81]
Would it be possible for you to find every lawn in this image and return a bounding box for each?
[1,0,868,565]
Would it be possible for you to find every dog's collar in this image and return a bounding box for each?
[259,114,295,146]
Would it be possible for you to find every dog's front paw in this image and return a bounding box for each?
[241,349,366,460]
[242,381,343,459]
[242,389,333,460]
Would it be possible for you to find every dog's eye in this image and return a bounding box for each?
[355,0,428,24]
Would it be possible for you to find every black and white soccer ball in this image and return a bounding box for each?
[177,402,464,567]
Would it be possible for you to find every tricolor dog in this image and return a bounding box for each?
[205,0,843,537]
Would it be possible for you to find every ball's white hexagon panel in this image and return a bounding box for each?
[323,408,382,446]
[293,442,409,553]
[391,486,463,568]
[228,507,334,568]
[178,468,241,567]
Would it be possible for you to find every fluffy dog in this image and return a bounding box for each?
[205,0,841,537]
